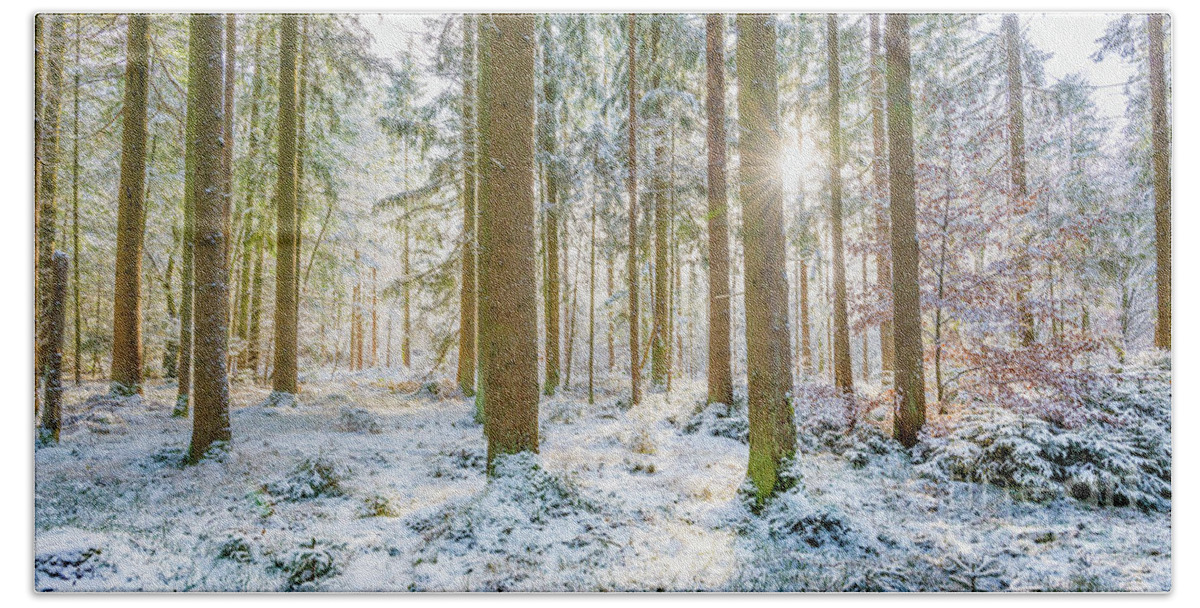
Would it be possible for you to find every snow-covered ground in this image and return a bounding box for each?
[34,367,1170,592]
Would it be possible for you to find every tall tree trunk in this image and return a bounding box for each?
[371,267,378,367]
[110,14,151,396]
[186,14,232,462]
[1004,14,1035,347]
[588,165,596,404]
[861,252,869,381]
[246,226,265,381]
[34,16,44,398]
[626,14,642,407]
[478,13,539,467]
[70,16,82,386]
[737,13,797,503]
[827,15,853,396]
[799,258,811,372]
[163,247,178,380]
[270,14,301,399]
[222,15,237,317]
[647,17,670,389]
[39,253,68,444]
[294,17,309,314]
[607,252,615,372]
[175,116,196,413]
[885,14,926,448]
[705,15,734,406]
[870,13,894,375]
[236,26,265,370]
[37,16,66,411]
[457,14,478,395]
[1148,14,1171,350]
[540,21,561,395]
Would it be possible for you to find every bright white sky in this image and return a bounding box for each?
[362,12,1138,124]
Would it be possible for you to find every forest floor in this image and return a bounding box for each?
[34,367,1171,592]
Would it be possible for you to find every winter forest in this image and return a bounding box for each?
[33,12,1171,592]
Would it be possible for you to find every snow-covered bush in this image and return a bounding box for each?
[35,545,109,583]
[216,536,253,563]
[406,452,627,591]
[430,447,486,479]
[913,408,1060,502]
[336,406,382,434]
[272,540,341,591]
[680,398,748,444]
[937,551,1008,592]
[265,457,351,501]
[915,360,1171,512]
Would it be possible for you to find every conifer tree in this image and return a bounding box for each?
[705,14,733,406]
[737,13,797,502]
[270,14,301,401]
[186,14,232,462]
[885,14,926,448]
[478,13,539,467]
[1148,14,1170,350]
[110,14,150,396]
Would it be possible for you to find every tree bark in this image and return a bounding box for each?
[70,16,82,386]
[175,107,196,413]
[270,14,301,398]
[478,13,539,468]
[457,14,478,395]
[737,13,797,503]
[1149,14,1171,350]
[649,18,670,389]
[110,14,151,396]
[827,15,854,396]
[39,253,68,444]
[885,14,926,448]
[626,14,642,407]
[186,14,232,462]
[705,14,733,406]
[799,258,812,372]
[1004,14,1036,347]
[235,27,263,371]
[37,16,66,409]
[540,21,562,395]
[870,14,894,375]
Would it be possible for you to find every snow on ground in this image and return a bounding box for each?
[34,368,1170,592]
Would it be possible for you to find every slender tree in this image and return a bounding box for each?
[626,14,642,407]
[235,26,264,371]
[540,21,562,395]
[35,16,44,399]
[869,13,894,376]
[110,14,151,396]
[175,54,198,416]
[737,13,797,503]
[826,15,853,395]
[37,16,66,409]
[885,14,926,448]
[705,14,733,406]
[1004,14,1035,347]
[270,14,301,401]
[70,16,82,386]
[799,258,812,372]
[39,253,68,444]
[186,14,232,462]
[457,13,478,395]
[478,13,539,467]
[222,15,237,359]
[649,17,670,389]
[1148,14,1170,350]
